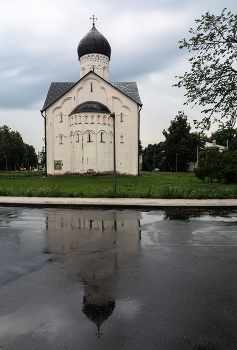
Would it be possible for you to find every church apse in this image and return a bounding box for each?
[45,209,141,336]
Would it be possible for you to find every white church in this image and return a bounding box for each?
[41,18,142,175]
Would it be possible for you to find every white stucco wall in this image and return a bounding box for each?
[80,54,109,81]
[45,72,139,175]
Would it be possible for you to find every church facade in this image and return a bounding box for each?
[41,20,142,175]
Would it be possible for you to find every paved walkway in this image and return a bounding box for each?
[0,196,237,209]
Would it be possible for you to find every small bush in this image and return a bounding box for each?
[194,150,237,184]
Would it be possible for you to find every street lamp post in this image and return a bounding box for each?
[110,112,116,195]
[176,153,178,173]
[5,156,8,172]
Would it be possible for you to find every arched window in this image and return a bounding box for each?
[85,115,88,124]
[59,135,63,144]
[120,113,123,122]
[90,82,93,92]
[79,116,81,124]
[88,133,92,142]
[60,114,63,123]
[91,115,94,124]
[76,134,79,143]
[120,135,124,143]
[98,115,101,124]
[100,132,104,142]
[103,116,106,125]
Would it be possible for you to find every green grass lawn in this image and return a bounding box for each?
[0,171,236,199]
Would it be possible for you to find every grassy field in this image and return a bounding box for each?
[0,171,236,199]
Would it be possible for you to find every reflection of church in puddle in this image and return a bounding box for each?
[46,209,141,336]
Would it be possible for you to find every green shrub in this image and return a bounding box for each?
[194,149,237,183]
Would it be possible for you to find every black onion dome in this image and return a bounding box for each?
[70,101,111,115]
[77,25,111,60]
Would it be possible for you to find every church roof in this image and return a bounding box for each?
[41,75,142,112]
[70,101,111,115]
[77,25,111,60]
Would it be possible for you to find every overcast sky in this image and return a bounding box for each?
[0,0,236,153]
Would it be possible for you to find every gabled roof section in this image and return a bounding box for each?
[111,82,142,106]
[41,72,142,112]
[41,82,76,111]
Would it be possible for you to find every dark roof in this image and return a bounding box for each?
[41,82,76,111]
[41,74,142,112]
[70,101,111,115]
[111,82,142,106]
[77,25,111,60]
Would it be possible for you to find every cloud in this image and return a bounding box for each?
[0,0,237,152]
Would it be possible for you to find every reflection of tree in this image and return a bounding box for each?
[45,209,141,336]
[163,210,205,221]
[164,210,235,221]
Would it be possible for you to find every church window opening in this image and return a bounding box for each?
[74,116,77,124]
[88,133,93,142]
[85,115,88,124]
[79,116,81,124]
[60,114,63,123]
[97,115,101,124]
[120,135,124,143]
[59,135,63,144]
[120,113,123,122]
[76,134,79,142]
[70,132,73,143]
[103,116,106,124]
[90,82,93,92]
[91,115,94,124]
[100,132,105,142]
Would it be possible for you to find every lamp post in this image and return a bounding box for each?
[176,153,178,173]
[5,155,8,172]
[110,112,116,195]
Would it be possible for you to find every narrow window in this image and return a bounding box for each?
[88,134,92,142]
[100,132,104,142]
[120,113,123,122]
[85,116,88,124]
[60,114,63,123]
[103,116,106,124]
[120,135,124,143]
[90,82,93,92]
[59,135,63,144]
[79,116,81,124]
[98,115,101,124]
[70,132,73,143]
[91,116,94,124]
[76,134,79,142]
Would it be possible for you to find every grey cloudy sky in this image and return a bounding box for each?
[0,0,236,153]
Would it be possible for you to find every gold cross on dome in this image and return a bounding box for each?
[90,15,97,26]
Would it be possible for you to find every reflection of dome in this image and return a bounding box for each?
[70,101,111,115]
[82,298,115,337]
[77,25,111,60]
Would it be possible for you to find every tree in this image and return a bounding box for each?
[162,111,204,172]
[24,144,38,169]
[0,125,38,171]
[209,127,237,151]
[142,143,164,171]
[194,149,237,183]
[174,9,237,130]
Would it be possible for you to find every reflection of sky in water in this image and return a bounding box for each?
[140,211,237,247]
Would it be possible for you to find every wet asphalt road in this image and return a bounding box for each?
[0,207,237,350]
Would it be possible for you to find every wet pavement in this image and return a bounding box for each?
[0,207,237,350]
